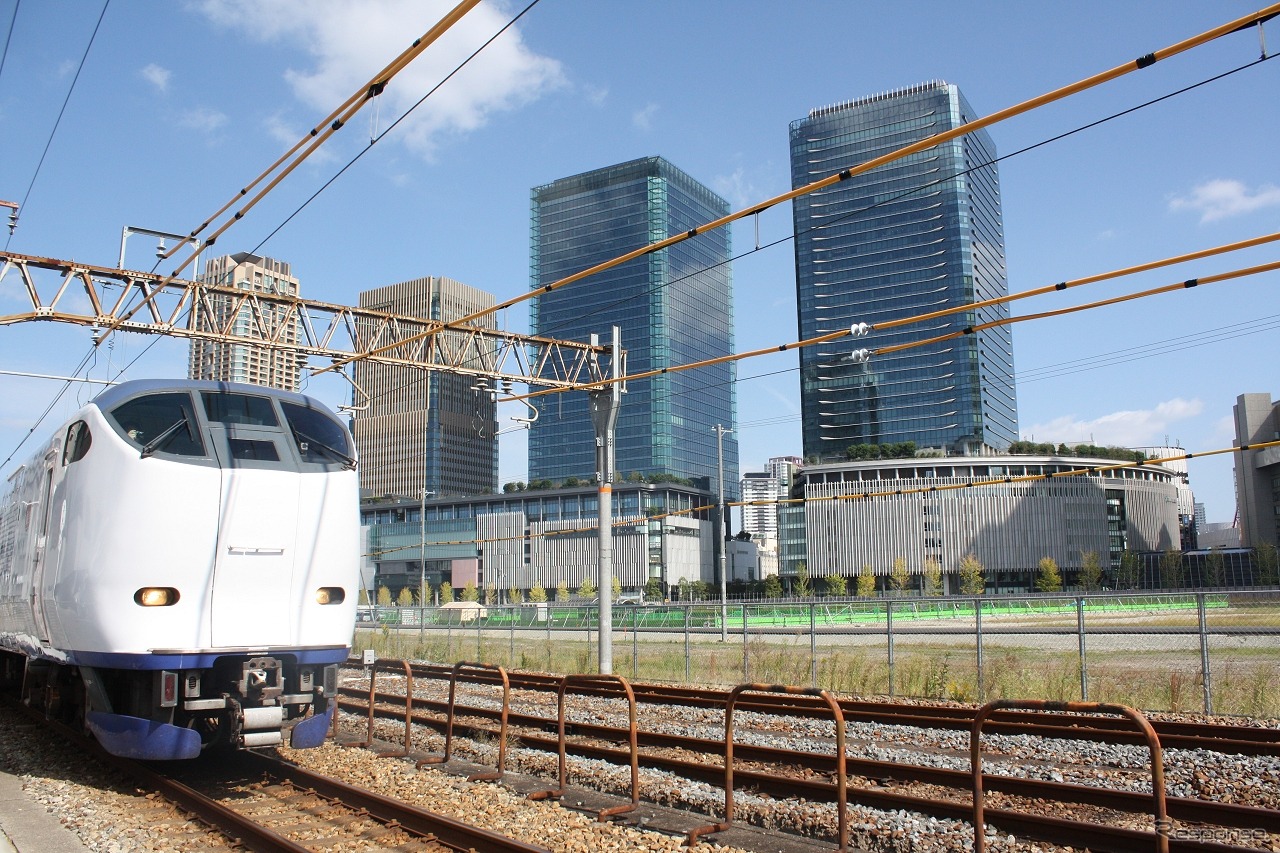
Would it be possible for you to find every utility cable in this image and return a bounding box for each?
[320,3,1280,378]
[533,51,1273,346]
[504,252,1280,404]
[4,0,109,250]
[0,0,20,88]
[94,0,485,342]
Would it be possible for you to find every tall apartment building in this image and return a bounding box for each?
[352,277,498,500]
[188,252,302,391]
[740,456,803,541]
[789,82,1018,460]
[528,156,739,497]
[1233,393,1280,548]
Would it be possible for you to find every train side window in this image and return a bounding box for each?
[108,393,206,457]
[280,401,355,468]
[201,392,279,427]
[63,420,92,465]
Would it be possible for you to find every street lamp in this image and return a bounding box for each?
[419,372,435,637]
[714,424,732,642]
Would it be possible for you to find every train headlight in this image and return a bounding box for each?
[134,587,180,606]
[315,587,345,605]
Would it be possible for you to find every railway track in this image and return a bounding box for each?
[339,660,1280,852]
[12,699,548,853]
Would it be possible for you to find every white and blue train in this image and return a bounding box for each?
[0,379,359,760]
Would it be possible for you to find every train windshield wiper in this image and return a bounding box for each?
[292,429,356,470]
[140,414,193,458]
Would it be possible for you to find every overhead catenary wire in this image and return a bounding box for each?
[317,3,1280,379]
[502,246,1280,405]
[3,0,109,251]
[0,0,20,87]
[0,0,546,483]
[93,0,486,344]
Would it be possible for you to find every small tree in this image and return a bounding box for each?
[507,587,523,604]
[856,564,876,598]
[645,576,664,600]
[555,580,570,601]
[439,582,454,604]
[690,579,709,599]
[460,581,479,602]
[794,562,812,597]
[1035,556,1063,593]
[1256,542,1279,585]
[958,553,985,595]
[484,583,498,605]
[921,557,943,596]
[358,588,370,606]
[578,576,596,598]
[762,574,783,598]
[1202,549,1225,587]
[528,584,547,603]
[824,572,847,597]
[396,586,415,606]
[376,586,392,606]
[1159,548,1185,589]
[1116,549,1141,589]
[611,575,622,600]
[888,557,910,593]
[1078,550,1104,592]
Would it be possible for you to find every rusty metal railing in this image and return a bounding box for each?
[416,661,510,783]
[528,674,640,820]
[971,700,1169,853]
[375,659,416,758]
[687,683,848,851]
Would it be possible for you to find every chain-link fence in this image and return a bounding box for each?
[353,589,1280,717]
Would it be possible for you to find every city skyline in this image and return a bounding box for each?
[1,2,1277,525]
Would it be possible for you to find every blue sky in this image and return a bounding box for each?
[1,1,1277,525]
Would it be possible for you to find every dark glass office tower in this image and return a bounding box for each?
[529,157,739,498]
[789,81,1018,459]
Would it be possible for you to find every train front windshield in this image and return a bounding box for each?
[105,389,353,472]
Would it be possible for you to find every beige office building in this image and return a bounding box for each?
[353,276,498,500]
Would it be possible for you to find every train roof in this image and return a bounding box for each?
[91,378,334,413]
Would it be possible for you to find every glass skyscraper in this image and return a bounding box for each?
[789,81,1018,459]
[528,156,739,498]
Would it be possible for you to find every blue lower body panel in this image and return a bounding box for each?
[86,711,202,760]
[289,706,333,749]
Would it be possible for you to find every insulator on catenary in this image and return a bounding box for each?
[849,322,870,337]
[848,348,870,364]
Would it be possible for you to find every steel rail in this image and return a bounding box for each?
[239,751,550,853]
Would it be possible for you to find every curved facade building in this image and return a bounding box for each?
[794,456,1179,591]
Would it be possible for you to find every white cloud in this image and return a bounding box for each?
[632,102,659,131]
[140,63,171,92]
[1168,179,1280,223]
[1022,398,1204,448]
[179,106,229,133]
[713,167,755,209]
[194,0,564,159]
[581,82,608,107]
